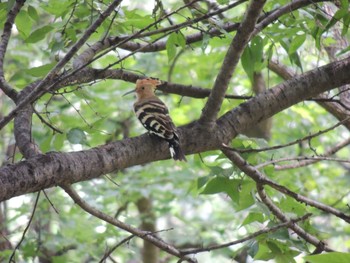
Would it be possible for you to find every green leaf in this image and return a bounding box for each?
[217,0,229,4]
[247,240,259,258]
[305,252,350,263]
[123,17,155,29]
[250,36,264,71]
[53,133,65,150]
[26,62,56,77]
[41,0,71,17]
[201,33,210,52]
[196,176,211,190]
[15,10,32,38]
[166,32,186,62]
[200,176,240,202]
[241,46,254,82]
[28,5,39,21]
[25,25,54,43]
[73,89,95,101]
[323,0,349,34]
[338,45,350,56]
[67,128,88,145]
[288,34,306,55]
[342,13,350,36]
[241,212,264,227]
[280,196,307,216]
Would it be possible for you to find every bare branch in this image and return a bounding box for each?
[99,234,134,263]
[61,68,251,100]
[61,184,196,263]
[13,81,44,159]
[224,117,350,153]
[221,149,350,223]
[116,0,325,54]
[181,213,312,255]
[199,0,266,125]
[256,155,350,169]
[275,137,350,170]
[9,192,41,262]
[223,148,333,251]
[0,0,25,101]
[0,0,123,130]
[256,184,332,253]
[73,0,204,69]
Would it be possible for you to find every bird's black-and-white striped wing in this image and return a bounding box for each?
[134,99,178,140]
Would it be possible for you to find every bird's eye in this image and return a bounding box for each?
[141,86,145,90]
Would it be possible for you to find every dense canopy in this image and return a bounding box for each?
[0,0,350,262]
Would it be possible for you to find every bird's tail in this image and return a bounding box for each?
[168,140,187,161]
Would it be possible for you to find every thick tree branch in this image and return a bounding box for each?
[0,0,25,101]
[0,0,123,130]
[218,57,350,139]
[13,84,42,159]
[199,0,266,125]
[0,57,350,202]
[61,184,196,263]
[268,59,350,131]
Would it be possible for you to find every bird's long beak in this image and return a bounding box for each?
[122,89,136,96]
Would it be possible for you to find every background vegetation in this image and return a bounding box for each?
[0,0,350,262]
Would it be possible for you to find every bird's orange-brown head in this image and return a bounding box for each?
[123,78,162,100]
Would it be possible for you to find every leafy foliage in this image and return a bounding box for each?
[0,0,350,262]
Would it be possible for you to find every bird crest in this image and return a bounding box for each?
[136,78,162,88]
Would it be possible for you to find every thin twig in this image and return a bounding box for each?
[256,155,350,169]
[8,192,41,262]
[42,189,59,214]
[99,234,134,263]
[222,148,350,223]
[33,108,63,134]
[0,0,123,130]
[256,184,332,253]
[0,0,25,101]
[223,117,350,153]
[61,184,197,263]
[275,137,350,170]
[181,213,312,255]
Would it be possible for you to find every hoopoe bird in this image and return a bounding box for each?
[124,78,187,161]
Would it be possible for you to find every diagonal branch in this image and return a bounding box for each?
[199,0,266,126]
[61,184,196,263]
[181,213,312,255]
[0,0,123,131]
[114,0,325,54]
[256,184,332,253]
[222,149,333,252]
[73,0,203,69]
[268,59,350,131]
[221,149,350,223]
[0,0,25,101]
[275,137,350,170]
[13,82,42,159]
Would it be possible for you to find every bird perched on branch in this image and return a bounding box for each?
[123,78,187,161]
